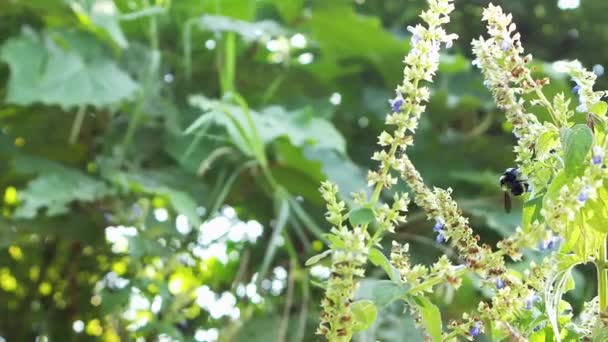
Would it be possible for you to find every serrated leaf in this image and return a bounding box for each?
[560,124,593,177]
[590,101,608,117]
[351,300,377,332]
[369,248,400,282]
[305,250,332,266]
[1,28,139,109]
[15,169,109,218]
[355,279,409,307]
[412,296,443,342]
[348,207,375,226]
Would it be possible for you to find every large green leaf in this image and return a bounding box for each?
[1,28,139,109]
[14,168,109,218]
[306,0,406,84]
[356,279,409,307]
[560,124,593,177]
[411,296,443,342]
[352,300,378,332]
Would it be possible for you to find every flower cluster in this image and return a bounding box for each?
[316,182,370,340]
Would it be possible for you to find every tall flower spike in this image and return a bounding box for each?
[316,1,458,340]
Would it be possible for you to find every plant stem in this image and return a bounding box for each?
[220,32,236,95]
[598,234,608,312]
[69,105,86,144]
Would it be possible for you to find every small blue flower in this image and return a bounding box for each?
[593,154,603,165]
[469,322,482,338]
[389,92,404,113]
[593,146,603,165]
[495,278,505,289]
[572,85,581,94]
[525,293,541,310]
[533,325,541,332]
[578,188,590,203]
[500,39,511,51]
[436,232,445,244]
[483,80,492,89]
[433,219,445,232]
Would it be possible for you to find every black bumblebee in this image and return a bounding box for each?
[499,168,529,213]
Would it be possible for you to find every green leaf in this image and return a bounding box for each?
[523,195,544,232]
[188,97,346,154]
[14,168,109,219]
[536,130,559,156]
[306,1,405,85]
[1,28,139,109]
[70,0,129,48]
[351,300,377,332]
[583,187,608,233]
[356,279,409,307]
[348,207,375,226]
[196,15,285,43]
[545,171,568,205]
[103,170,202,227]
[560,124,593,177]
[305,250,332,266]
[412,296,443,342]
[270,0,303,22]
[322,233,346,249]
[369,248,400,282]
[590,101,608,117]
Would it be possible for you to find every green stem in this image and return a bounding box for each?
[220,32,236,95]
[406,267,468,295]
[369,79,419,205]
[69,105,86,144]
[598,234,608,312]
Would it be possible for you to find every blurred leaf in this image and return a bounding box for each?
[14,168,109,218]
[356,279,408,307]
[369,248,400,282]
[439,54,471,74]
[352,300,377,332]
[196,15,284,43]
[305,249,332,266]
[103,170,202,227]
[307,0,405,84]
[349,207,375,226]
[590,101,608,117]
[560,124,593,177]
[523,195,544,232]
[189,96,346,154]
[411,296,443,342]
[70,0,128,48]
[1,28,139,109]
[270,0,303,22]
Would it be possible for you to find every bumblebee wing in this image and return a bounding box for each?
[504,192,512,213]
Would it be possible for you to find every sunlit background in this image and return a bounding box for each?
[0,0,606,341]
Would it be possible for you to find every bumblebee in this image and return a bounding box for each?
[499,168,529,213]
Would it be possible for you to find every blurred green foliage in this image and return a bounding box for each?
[0,0,604,340]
